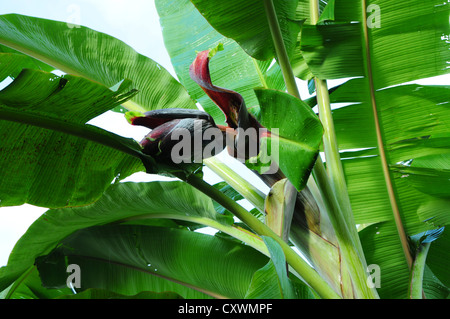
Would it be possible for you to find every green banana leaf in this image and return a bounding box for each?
[0,14,196,113]
[0,68,144,208]
[0,44,55,78]
[190,0,301,61]
[253,88,323,190]
[358,222,410,298]
[35,224,268,299]
[329,80,450,231]
[298,0,448,88]
[297,0,450,298]
[392,153,450,199]
[0,181,277,298]
[56,289,183,299]
[334,0,449,89]
[0,181,228,292]
[299,23,364,80]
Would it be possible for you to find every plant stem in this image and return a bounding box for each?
[204,157,266,213]
[263,0,301,100]
[408,242,431,299]
[308,0,380,299]
[309,0,361,257]
[185,173,340,299]
[315,79,355,233]
[0,107,146,161]
[120,213,270,257]
[313,159,378,298]
[264,0,378,298]
[263,0,301,250]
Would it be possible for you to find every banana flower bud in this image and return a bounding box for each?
[126,108,225,163]
[189,48,268,161]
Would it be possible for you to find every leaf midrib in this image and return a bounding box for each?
[0,37,147,113]
[360,0,413,268]
[64,253,228,299]
[0,105,144,160]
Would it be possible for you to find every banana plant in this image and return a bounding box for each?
[0,0,449,300]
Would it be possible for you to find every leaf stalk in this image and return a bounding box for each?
[184,173,340,299]
[408,242,431,299]
[264,0,378,298]
[204,157,266,213]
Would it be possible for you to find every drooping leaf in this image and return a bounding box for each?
[317,0,335,23]
[0,14,196,113]
[392,153,450,199]
[244,258,288,299]
[0,181,252,294]
[417,198,450,229]
[57,289,184,299]
[36,224,269,299]
[0,68,144,208]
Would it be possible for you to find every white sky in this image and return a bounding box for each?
[0,1,448,267]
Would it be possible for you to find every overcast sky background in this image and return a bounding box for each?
[0,1,448,267]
